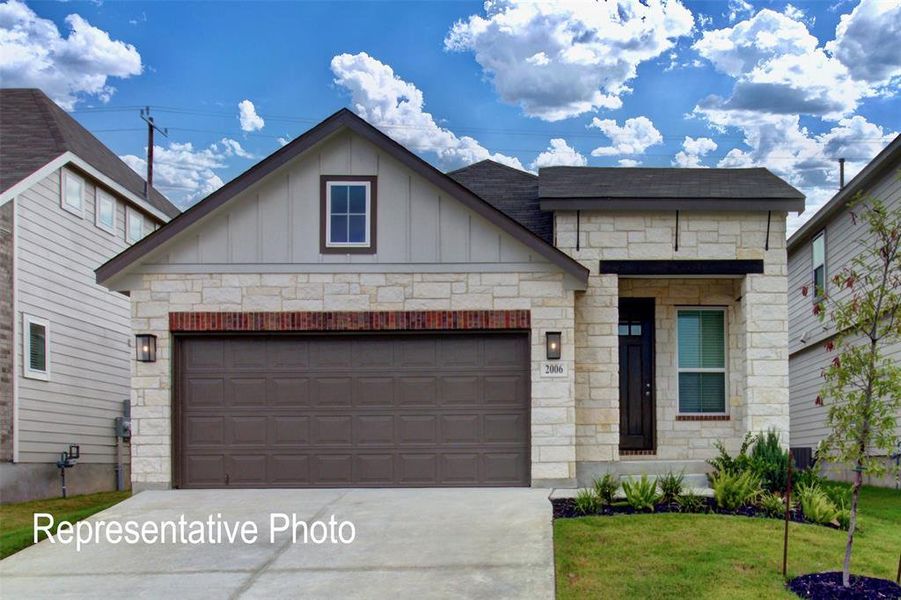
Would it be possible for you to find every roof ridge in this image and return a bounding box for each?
[448,158,537,178]
[31,89,66,150]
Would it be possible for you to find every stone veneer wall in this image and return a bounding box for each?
[0,202,13,462]
[129,271,576,489]
[554,211,790,467]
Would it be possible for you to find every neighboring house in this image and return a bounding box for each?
[0,89,180,502]
[96,108,803,491]
[787,135,901,486]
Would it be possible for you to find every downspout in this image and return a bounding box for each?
[11,198,19,463]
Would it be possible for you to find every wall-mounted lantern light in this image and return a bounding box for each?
[135,334,157,362]
[546,332,562,360]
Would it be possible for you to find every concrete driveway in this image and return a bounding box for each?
[0,488,554,599]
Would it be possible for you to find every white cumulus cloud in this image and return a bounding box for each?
[237,99,265,132]
[589,116,663,157]
[530,138,587,170]
[618,159,642,167]
[120,137,253,208]
[444,0,694,121]
[330,52,522,170]
[673,136,718,167]
[826,0,901,85]
[0,0,143,109]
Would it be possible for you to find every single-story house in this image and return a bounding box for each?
[0,89,180,502]
[96,108,804,490]
[788,134,900,486]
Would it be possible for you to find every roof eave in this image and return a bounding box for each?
[538,197,805,212]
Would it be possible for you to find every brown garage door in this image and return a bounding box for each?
[175,333,530,488]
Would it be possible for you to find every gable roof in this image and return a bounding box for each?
[447,160,551,244]
[787,134,901,252]
[538,166,805,212]
[95,108,589,287]
[0,88,179,219]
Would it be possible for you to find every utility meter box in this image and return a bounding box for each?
[115,416,132,440]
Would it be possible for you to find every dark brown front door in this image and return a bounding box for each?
[175,332,530,488]
[618,298,655,451]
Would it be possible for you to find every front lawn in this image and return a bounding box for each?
[555,485,900,599]
[0,490,131,559]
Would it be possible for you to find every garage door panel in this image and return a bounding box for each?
[177,333,530,488]
[271,416,310,445]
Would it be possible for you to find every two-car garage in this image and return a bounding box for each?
[175,333,531,488]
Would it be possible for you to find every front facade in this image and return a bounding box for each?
[97,109,803,491]
[0,89,180,502]
[787,136,901,485]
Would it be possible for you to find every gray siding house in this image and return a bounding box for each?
[0,89,180,502]
[787,135,901,486]
[97,109,803,491]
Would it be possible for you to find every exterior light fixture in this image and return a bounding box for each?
[135,334,157,362]
[546,332,562,360]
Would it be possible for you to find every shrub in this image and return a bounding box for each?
[658,470,685,504]
[758,491,794,518]
[711,470,761,511]
[675,491,707,513]
[793,467,826,493]
[707,433,754,479]
[574,488,602,515]
[797,483,840,526]
[823,482,852,508]
[622,475,660,511]
[749,429,792,493]
[592,473,619,505]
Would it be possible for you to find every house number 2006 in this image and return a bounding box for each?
[541,362,568,378]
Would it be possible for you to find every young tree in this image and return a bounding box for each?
[806,196,901,588]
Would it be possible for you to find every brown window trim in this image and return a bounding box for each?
[676,415,731,421]
[320,175,377,254]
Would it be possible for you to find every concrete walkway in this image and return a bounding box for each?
[0,488,554,599]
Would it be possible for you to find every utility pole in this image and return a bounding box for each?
[140,107,168,198]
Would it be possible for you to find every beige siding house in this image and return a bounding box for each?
[0,89,179,502]
[97,109,803,491]
[787,135,901,485]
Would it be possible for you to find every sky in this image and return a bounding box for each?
[1,0,899,234]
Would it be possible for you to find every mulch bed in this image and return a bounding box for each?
[551,497,823,527]
[787,572,901,599]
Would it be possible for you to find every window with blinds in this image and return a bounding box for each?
[812,232,826,298]
[23,315,49,380]
[677,309,726,413]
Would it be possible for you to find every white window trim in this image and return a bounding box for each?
[95,188,117,234]
[125,206,145,244]
[60,170,85,218]
[675,306,729,417]
[812,230,826,300]
[23,314,50,381]
[325,181,371,248]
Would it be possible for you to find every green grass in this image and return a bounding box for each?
[555,485,901,599]
[0,490,130,559]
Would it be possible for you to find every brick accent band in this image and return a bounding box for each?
[169,310,531,333]
[676,415,731,421]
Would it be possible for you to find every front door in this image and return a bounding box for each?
[618,298,655,451]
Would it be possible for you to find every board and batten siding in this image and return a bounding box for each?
[14,167,159,464]
[141,131,550,273]
[788,166,901,450]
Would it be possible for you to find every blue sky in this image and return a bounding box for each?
[2,0,899,232]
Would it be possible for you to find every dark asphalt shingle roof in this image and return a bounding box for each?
[539,166,805,200]
[0,89,179,218]
[447,160,552,244]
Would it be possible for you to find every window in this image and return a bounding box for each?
[61,171,84,216]
[320,176,377,253]
[812,232,826,298]
[95,189,116,233]
[677,309,726,414]
[126,207,145,243]
[23,315,49,381]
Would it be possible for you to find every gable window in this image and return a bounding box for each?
[320,176,377,253]
[23,315,50,381]
[61,170,85,217]
[126,207,146,243]
[95,189,116,234]
[677,308,727,414]
[812,231,826,298]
